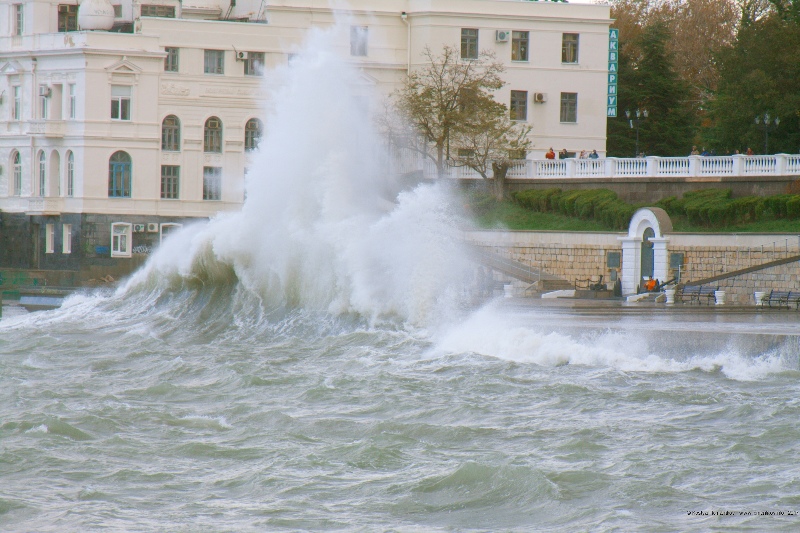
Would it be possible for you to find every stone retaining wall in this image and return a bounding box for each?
[466,230,800,304]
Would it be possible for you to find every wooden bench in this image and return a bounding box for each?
[761,290,800,309]
[679,285,717,305]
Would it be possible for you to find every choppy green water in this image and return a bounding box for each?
[2,290,800,532]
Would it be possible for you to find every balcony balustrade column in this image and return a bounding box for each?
[776,154,788,176]
[605,157,617,177]
[646,156,658,177]
[565,158,576,178]
[688,155,700,177]
[731,154,744,176]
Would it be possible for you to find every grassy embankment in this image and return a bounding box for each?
[465,188,800,233]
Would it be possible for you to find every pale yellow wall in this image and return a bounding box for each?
[0,0,611,218]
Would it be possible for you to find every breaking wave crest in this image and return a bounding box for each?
[117,25,472,327]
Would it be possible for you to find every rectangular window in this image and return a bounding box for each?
[12,155,22,196]
[510,90,528,121]
[560,92,578,123]
[14,4,24,36]
[244,52,265,76]
[13,86,21,120]
[62,224,72,254]
[45,224,55,254]
[164,47,179,72]
[562,33,579,64]
[461,28,479,60]
[110,85,131,121]
[58,5,78,32]
[350,26,368,57]
[67,154,74,197]
[68,83,76,119]
[204,50,225,75]
[113,4,122,18]
[160,165,180,199]
[669,252,685,269]
[111,222,132,257]
[203,166,222,201]
[140,4,175,17]
[512,31,529,62]
[40,88,49,120]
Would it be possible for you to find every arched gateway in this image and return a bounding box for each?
[619,208,672,294]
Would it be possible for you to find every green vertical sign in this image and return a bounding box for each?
[607,28,618,118]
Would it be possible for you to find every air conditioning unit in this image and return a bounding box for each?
[146,222,159,233]
[133,223,146,233]
[39,85,51,97]
[496,30,510,42]
[236,51,247,61]
[533,92,548,103]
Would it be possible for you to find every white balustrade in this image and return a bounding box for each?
[393,153,800,181]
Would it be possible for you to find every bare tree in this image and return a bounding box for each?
[387,45,505,178]
[451,103,532,200]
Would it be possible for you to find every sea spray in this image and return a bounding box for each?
[122,25,473,326]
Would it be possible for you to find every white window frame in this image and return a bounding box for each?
[202,166,222,201]
[40,89,49,120]
[62,223,72,254]
[38,150,46,197]
[204,50,225,75]
[14,4,24,36]
[510,90,528,122]
[45,224,55,254]
[111,222,132,257]
[159,222,183,244]
[560,92,578,123]
[68,83,76,119]
[66,151,74,197]
[110,85,131,121]
[244,52,265,76]
[12,86,21,121]
[562,33,579,64]
[12,151,22,196]
[350,26,368,57]
[512,31,529,62]
[461,28,479,60]
[164,47,179,72]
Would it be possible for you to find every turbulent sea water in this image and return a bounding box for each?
[3,22,800,532]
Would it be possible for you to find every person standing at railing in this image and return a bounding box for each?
[746,147,754,156]
[558,148,568,159]
[545,147,556,160]
[588,149,599,159]
[579,149,587,159]
[690,145,700,155]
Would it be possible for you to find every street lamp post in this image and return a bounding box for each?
[626,108,648,157]
[754,113,779,155]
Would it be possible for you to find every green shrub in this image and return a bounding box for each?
[512,188,561,212]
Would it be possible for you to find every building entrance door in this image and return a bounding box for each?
[640,227,655,282]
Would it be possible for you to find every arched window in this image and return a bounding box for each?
[161,115,181,151]
[204,117,222,153]
[244,118,263,152]
[66,151,74,197]
[11,151,22,196]
[108,151,132,198]
[37,151,46,197]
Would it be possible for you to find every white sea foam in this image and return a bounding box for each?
[121,24,471,327]
[433,304,794,380]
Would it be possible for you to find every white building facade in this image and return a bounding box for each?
[0,0,611,276]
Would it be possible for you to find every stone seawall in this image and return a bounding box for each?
[466,230,800,304]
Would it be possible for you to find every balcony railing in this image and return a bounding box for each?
[401,154,800,180]
[28,120,65,138]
